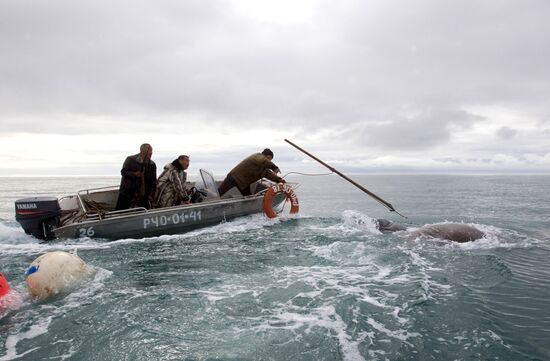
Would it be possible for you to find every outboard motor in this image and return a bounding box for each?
[15,197,61,240]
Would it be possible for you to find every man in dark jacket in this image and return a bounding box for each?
[218,148,285,197]
[115,143,157,210]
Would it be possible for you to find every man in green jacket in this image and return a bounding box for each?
[218,148,285,197]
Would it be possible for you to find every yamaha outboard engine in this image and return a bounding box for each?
[15,197,61,240]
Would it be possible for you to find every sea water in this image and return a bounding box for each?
[0,175,549,361]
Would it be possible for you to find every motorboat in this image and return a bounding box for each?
[14,170,298,241]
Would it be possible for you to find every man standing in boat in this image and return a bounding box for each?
[155,155,191,208]
[115,143,157,210]
[218,148,285,197]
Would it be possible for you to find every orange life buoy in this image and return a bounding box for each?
[262,183,299,218]
[1,272,23,312]
[0,272,10,298]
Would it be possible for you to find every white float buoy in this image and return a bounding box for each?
[25,251,89,300]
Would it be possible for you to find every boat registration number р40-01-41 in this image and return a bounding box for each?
[143,211,203,229]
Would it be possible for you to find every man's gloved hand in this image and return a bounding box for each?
[187,187,207,196]
[186,187,207,203]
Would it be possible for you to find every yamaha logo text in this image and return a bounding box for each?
[16,203,38,210]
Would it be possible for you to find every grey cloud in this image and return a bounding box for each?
[434,157,463,164]
[496,126,518,140]
[0,1,227,115]
[1,0,550,164]
[343,108,484,151]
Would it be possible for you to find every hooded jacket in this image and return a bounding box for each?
[155,159,188,208]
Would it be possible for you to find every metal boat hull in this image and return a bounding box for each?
[55,195,268,240]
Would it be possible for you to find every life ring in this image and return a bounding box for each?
[262,183,299,218]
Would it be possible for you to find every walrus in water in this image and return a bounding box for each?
[408,223,485,243]
[376,219,485,243]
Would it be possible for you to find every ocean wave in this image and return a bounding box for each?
[0,222,34,245]
[298,210,382,242]
[179,213,284,237]
[337,210,382,235]
[0,238,112,256]
[0,214,292,255]
[195,260,428,360]
[0,314,52,361]
[0,264,112,360]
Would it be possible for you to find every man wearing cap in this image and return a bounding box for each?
[155,155,191,208]
[218,148,285,197]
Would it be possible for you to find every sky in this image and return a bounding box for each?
[1,0,549,176]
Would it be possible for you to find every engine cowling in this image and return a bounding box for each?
[15,197,61,240]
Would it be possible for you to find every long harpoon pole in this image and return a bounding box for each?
[284,139,407,218]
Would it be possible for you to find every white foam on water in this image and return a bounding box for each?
[445,329,513,351]
[63,265,113,305]
[330,210,382,235]
[199,290,237,303]
[274,265,391,309]
[307,241,378,265]
[202,287,259,303]
[371,270,411,285]
[395,247,454,311]
[367,349,388,360]
[453,223,544,250]
[184,213,282,237]
[0,290,25,319]
[366,317,420,344]
[47,340,77,361]
[0,265,112,360]
[305,241,412,290]
[305,210,381,239]
[234,302,370,361]
[0,315,52,361]
[0,238,113,256]
[225,216,459,358]
[226,263,418,360]
[274,304,367,361]
[107,213,286,246]
[0,222,34,245]
[302,240,450,320]
[341,210,381,233]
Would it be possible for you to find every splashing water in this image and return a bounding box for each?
[1,175,549,360]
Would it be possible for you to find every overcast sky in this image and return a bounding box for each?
[1,0,549,176]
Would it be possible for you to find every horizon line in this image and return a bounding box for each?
[1,172,550,178]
